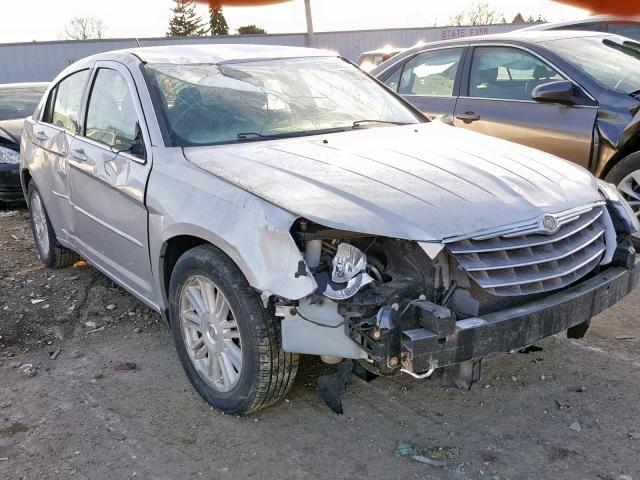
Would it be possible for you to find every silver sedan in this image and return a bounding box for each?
[20,44,640,414]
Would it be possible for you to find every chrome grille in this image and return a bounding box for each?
[447,206,608,296]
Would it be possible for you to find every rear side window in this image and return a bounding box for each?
[398,48,464,97]
[50,70,89,133]
[551,22,599,32]
[469,47,563,101]
[606,22,640,41]
[41,86,57,124]
[85,68,139,153]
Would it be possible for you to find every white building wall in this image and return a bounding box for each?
[0,23,524,83]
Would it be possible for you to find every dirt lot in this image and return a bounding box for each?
[1,207,639,480]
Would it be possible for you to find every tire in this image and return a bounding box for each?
[169,244,298,414]
[27,181,79,269]
[604,151,640,215]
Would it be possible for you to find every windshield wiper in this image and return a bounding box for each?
[237,131,312,141]
[603,38,640,61]
[352,119,413,128]
[236,128,349,141]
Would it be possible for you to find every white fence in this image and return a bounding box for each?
[0,23,526,83]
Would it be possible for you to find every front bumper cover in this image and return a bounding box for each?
[402,258,640,374]
[0,163,24,203]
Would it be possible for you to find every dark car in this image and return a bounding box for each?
[0,82,48,206]
[371,31,640,216]
[519,15,640,42]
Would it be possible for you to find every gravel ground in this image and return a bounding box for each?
[1,207,639,480]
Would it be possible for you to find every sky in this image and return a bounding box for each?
[2,0,589,43]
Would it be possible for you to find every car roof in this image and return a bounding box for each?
[519,15,640,31]
[360,47,406,56]
[393,30,613,52]
[115,44,338,64]
[0,82,49,91]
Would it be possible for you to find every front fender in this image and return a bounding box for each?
[147,151,317,314]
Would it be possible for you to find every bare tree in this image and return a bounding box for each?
[450,2,505,26]
[64,17,107,40]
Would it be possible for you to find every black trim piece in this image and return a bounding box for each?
[402,260,640,373]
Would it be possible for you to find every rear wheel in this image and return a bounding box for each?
[27,182,79,269]
[169,244,298,414]
[605,152,640,220]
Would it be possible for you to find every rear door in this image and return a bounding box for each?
[68,61,154,302]
[381,47,467,123]
[30,70,90,241]
[453,45,598,168]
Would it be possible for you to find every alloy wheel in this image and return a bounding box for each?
[30,191,50,257]
[617,170,640,219]
[179,275,242,392]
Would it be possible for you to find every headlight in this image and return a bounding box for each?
[597,179,640,234]
[0,145,20,164]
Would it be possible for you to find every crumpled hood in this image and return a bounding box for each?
[0,118,25,146]
[185,122,600,241]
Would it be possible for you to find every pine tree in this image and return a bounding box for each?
[209,6,229,36]
[512,13,525,24]
[237,25,267,35]
[167,0,207,37]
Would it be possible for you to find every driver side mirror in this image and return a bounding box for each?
[531,80,575,106]
[129,122,146,160]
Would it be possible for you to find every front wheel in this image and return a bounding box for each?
[169,245,298,414]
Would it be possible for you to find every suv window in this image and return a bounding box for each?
[469,47,563,101]
[50,70,89,132]
[606,22,640,41]
[398,48,464,97]
[85,68,139,153]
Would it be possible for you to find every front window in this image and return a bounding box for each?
[469,46,563,101]
[0,85,47,121]
[85,68,140,153]
[145,56,419,147]
[548,36,640,94]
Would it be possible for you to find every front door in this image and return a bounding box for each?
[68,62,154,303]
[453,45,598,168]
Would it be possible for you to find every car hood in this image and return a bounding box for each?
[184,122,601,241]
[0,118,25,146]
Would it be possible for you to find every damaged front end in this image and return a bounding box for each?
[277,201,640,383]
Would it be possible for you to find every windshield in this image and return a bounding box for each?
[0,86,46,121]
[547,36,640,94]
[145,56,420,146]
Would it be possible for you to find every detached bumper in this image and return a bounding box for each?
[402,258,640,374]
[0,163,24,204]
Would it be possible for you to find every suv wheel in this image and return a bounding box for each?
[605,151,640,219]
[27,182,79,269]
[169,245,298,414]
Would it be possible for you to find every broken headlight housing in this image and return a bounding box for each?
[0,145,19,164]
[323,243,374,300]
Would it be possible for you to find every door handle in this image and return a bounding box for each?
[455,111,481,123]
[70,148,87,161]
[35,130,48,141]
